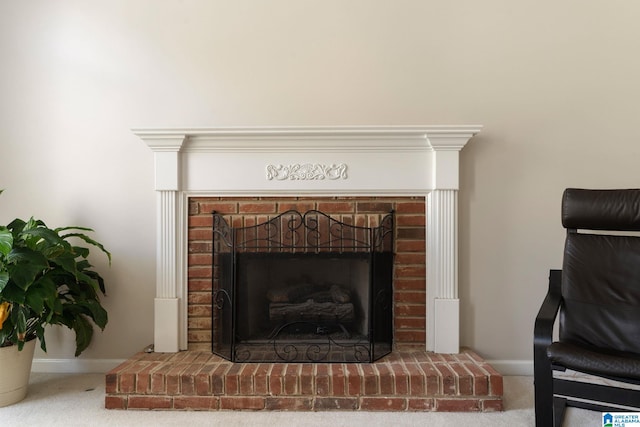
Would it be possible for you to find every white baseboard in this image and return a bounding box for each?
[486,359,533,376]
[31,358,126,374]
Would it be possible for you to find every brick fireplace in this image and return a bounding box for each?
[189,196,423,355]
[105,126,503,411]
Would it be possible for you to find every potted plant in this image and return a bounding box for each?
[0,190,110,405]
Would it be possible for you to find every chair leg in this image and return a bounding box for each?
[535,376,554,426]
[534,353,555,426]
[553,396,567,427]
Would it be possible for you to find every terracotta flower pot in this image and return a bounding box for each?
[0,339,36,407]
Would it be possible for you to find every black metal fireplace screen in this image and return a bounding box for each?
[211,209,394,363]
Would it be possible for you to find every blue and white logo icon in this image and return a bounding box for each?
[603,413,613,427]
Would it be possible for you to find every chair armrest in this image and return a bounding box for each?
[534,269,563,350]
[534,269,563,427]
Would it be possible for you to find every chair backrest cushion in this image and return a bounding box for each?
[560,189,640,355]
[562,188,640,231]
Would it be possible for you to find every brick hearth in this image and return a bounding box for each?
[105,347,503,411]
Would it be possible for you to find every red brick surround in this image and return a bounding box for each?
[106,347,503,411]
[187,196,427,350]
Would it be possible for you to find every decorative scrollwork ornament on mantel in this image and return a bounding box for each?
[266,163,348,181]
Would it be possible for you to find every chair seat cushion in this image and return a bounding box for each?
[547,341,640,381]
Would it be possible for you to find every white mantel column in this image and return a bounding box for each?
[427,189,459,353]
[142,134,187,353]
[426,136,468,354]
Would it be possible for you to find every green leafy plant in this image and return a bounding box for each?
[0,190,110,356]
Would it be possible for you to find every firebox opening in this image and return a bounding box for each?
[237,253,369,342]
[212,209,394,363]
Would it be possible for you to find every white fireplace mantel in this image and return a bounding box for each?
[135,126,481,354]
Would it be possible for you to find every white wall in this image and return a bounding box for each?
[2,0,640,372]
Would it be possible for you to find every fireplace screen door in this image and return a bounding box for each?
[212,209,394,363]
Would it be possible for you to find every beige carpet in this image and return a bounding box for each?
[0,374,600,426]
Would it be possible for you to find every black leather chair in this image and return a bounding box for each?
[534,188,640,426]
